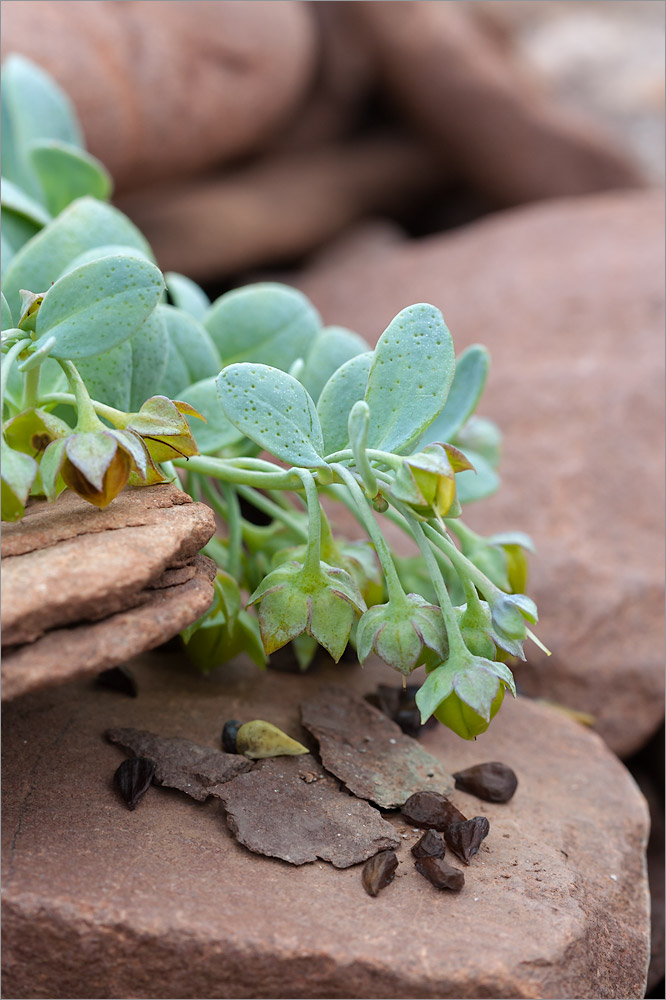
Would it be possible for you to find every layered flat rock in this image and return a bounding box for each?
[1,651,650,999]
[2,486,216,646]
[296,190,665,757]
[1,557,216,701]
[300,684,452,808]
[218,754,399,868]
[106,727,253,802]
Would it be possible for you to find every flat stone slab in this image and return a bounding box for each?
[1,651,650,999]
[106,726,253,801]
[1,556,216,701]
[2,485,216,645]
[296,190,665,757]
[301,684,452,807]
[218,754,400,867]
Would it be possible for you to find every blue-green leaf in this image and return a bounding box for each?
[157,305,222,399]
[317,351,373,456]
[455,449,500,504]
[166,272,210,322]
[1,178,52,227]
[1,208,41,274]
[129,309,169,411]
[29,140,112,215]
[178,377,244,455]
[301,325,368,403]
[204,283,321,370]
[1,54,83,202]
[420,345,489,447]
[58,243,152,276]
[2,197,154,318]
[217,363,325,467]
[364,304,455,455]
[76,343,132,412]
[33,255,164,360]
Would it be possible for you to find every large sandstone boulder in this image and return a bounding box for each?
[1,651,650,999]
[294,190,665,758]
[0,1,316,190]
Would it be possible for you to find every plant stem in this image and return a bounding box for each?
[423,521,501,603]
[222,481,242,580]
[1,338,32,406]
[57,361,102,431]
[22,364,41,408]
[37,391,125,425]
[235,484,308,540]
[324,447,401,469]
[333,463,405,604]
[176,454,308,490]
[295,469,323,580]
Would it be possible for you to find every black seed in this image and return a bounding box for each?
[401,791,467,830]
[114,757,156,810]
[415,856,465,892]
[362,850,399,897]
[411,829,446,859]
[222,719,242,754]
[96,665,138,697]
[452,762,518,803]
[444,816,490,864]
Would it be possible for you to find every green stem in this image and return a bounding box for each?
[37,390,125,425]
[444,517,481,552]
[1,338,32,406]
[57,361,101,432]
[399,508,468,659]
[177,454,306,490]
[235,484,308,540]
[22,364,41,408]
[324,447,401,469]
[424,522,501,604]
[199,476,276,551]
[295,469,323,580]
[333,463,405,605]
[222,482,242,580]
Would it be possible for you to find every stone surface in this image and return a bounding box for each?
[2,485,215,645]
[1,1,316,190]
[295,189,665,757]
[106,727,253,802]
[1,556,216,701]
[300,684,452,808]
[343,1,645,206]
[1,650,650,999]
[218,754,400,868]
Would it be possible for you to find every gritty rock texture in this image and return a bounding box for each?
[218,754,400,868]
[1,555,217,701]
[296,190,665,757]
[300,684,452,807]
[1,651,650,999]
[106,727,253,802]
[0,1,316,190]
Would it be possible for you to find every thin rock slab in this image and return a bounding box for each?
[300,684,452,808]
[106,727,253,801]
[218,753,400,868]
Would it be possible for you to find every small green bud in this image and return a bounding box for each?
[392,444,472,518]
[357,593,448,676]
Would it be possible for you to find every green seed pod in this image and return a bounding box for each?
[235,721,309,759]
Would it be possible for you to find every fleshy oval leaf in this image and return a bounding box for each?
[217,363,325,467]
[29,139,112,216]
[317,351,373,456]
[420,344,489,447]
[364,304,455,455]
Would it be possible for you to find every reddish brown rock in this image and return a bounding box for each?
[295,190,665,757]
[0,1,317,190]
[300,684,452,808]
[1,486,216,646]
[344,1,644,205]
[1,555,216,701]
[1,651,649,998]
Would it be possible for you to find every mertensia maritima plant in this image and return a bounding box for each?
[1,56,549,739]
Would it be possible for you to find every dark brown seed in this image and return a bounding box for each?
[362,850,399,897]
[401,790,467,830]
[411,829,446,859]
[444,816,490,864]
[114,757,156,810]
[222,719,242,754]
[452,762,518,803]
[415,856,465,891]
[96,665,138,697]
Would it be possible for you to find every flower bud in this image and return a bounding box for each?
[1,438,37,521]
[120,395,202,463]
[356,593,448,676]
[392,444,472,518]
[416,650,516,740]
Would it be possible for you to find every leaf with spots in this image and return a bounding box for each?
[216,363,326,468]
[364,304,455,455]
[419,344,489,447]
[317,351,374,456]
[31,254,164,359]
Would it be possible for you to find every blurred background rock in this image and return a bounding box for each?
[2,2,664,992]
